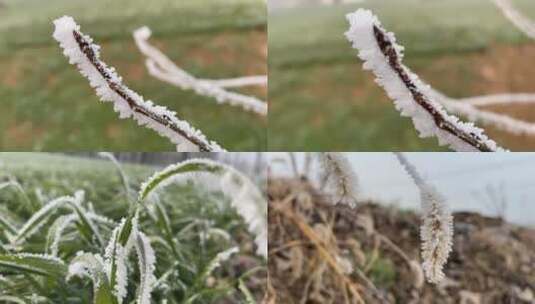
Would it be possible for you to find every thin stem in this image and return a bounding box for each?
[133,27,267,116]
[72,30,217,152]
[492,0,535,40]
[372,26,495,152]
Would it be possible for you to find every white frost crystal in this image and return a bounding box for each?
[345,9,503,152]
[395,153,453,284]
[419,185,453,283]
[134,27,268,116]
[48,214,78,256]
[432,90,535,137]
[104,218,130,304]
[492,0,535,40]
[15,253,65,265]
[52,16,223,152]
[12,195,77,245]
[220,170,268,258]
[138,158,268,258]
[135,232,156,304]
[204,246,239,277]
[318,153,359,207]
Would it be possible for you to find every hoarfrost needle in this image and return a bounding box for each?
[345,9,503,152]
[52,16,223,152]
[395,153,453,283]
[318,152,359,207]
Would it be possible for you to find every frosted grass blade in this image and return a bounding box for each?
[0,253,67,278]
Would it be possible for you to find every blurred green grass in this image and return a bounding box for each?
[268,0,535,151]
[0,0,266,151]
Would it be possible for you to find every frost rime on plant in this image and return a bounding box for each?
[52,16,223,152]
[104,218,131,304]
[395,153,453,284]
[133,27,268,116]
[138,158,268,258]
[430,89,535,137]
[492,0,535,40]
[135,232,156,304]
[318,152,359,207]
[47,214,78,256]
[12,195,79,245]
[202,246,239,279]
[345,9,504,152]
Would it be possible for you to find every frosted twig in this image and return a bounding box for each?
[53,16,223,152]
[430,89,535,136]
[492,0,535,40]
[200,75,267,88]
[459,93,535,107]
[345,9,503,152]
[395,153,453,284]
[133,27,267,116]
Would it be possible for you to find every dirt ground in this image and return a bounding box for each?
[266,178,535,304]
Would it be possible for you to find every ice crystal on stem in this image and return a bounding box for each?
[133,27,267,116]
[459,93,535,107]
[318,152,359,208]
[395,153,453,284]
[104,218,130,304]
[52,16,223,152]
[345,9,504,152]
[430,89,535,136]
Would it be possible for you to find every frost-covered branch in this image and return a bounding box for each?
[492,0,535,40]
[458,93,535,107]
[133,27,268,116]
[431,90,535,136]
[395,153,453,284]
[53,16,223,152]
[345,9,504,152]
[200,75,267,88]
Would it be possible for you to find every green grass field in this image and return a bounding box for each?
[268,0,535,151]
[0,0,266,151]
[0,153,265,303]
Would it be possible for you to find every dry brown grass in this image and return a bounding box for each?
[267,177,535,304]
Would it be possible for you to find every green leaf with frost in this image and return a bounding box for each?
[199,246,239,283]
[46,214,78,256]
[12,192,104,248]
[0,212,18,235]
[135,232,156,304]
[0,180,36,211]
[138,160,224,203]
[0,253,67,278]
[0,295,27,304]
[68,252,117,304]
[137,159,267,258]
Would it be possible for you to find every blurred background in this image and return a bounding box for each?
[270,152,535,227]
[0,152,267,183]
[268,0,535,151]
[0,0,266,151]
